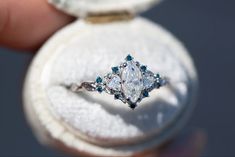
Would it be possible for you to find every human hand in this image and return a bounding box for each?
[0,0,74,51]
[137,129,207,157]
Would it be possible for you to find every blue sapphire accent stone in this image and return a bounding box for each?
[97,86,103,93]
[140,65,147,72]
[96,76,102,83]
[112,66,119,73]
[143,90,149,97]
[114,94,120,99]
[126,54,133,61]
[129,103,137,109]
[155,73,160,78]
[156,82,161,88]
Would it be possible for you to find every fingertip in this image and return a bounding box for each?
[0,0,75,52]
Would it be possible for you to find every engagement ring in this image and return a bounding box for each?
[69,54,167,109]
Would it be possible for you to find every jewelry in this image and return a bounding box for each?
[69,54,167,109]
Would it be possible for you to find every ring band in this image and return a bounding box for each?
[68,54,168,109]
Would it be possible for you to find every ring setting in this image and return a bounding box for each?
[70,54,167,109]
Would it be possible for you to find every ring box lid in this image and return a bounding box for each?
[49,0,163,17]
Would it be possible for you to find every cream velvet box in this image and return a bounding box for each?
[23,0,198,156]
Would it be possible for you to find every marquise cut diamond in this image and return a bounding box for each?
[122,61,143,103]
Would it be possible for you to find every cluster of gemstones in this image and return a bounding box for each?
[94,54,165,109]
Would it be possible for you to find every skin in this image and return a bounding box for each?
[0,0,74,51]
[0,0,206,156]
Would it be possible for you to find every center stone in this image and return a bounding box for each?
[121,61,143,103]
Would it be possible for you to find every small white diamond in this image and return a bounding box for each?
[107,75,121,91]
[143,71,155,89]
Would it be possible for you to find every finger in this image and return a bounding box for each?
[0,0,74,51]
[159,129,207,157]
[134,129,207,157]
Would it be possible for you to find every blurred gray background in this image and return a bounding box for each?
[0,0,234,156]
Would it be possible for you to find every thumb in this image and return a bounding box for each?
[0,0,74,51]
